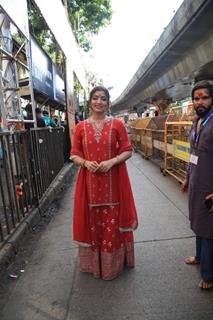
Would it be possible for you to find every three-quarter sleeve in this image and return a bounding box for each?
[70,122,84,159]
[115,118,132,154]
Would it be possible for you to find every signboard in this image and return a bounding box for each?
[0,0,29,39]
[173,139,190,162]
[52,65,65,105]
[30,37,54,99]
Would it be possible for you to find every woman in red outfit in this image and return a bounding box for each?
[70,86,138,280]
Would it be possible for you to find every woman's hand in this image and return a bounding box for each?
[180,177,189,192]
[85,160,99,173]
[97,158,117,173]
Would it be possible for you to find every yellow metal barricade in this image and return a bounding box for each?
[145,115,167,167]
[131,112,193,183]
[163,117,192,183]
[131,118,141,149]
[131,116,167,166]
[131,118,152,156]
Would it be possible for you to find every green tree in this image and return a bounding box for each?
[86,70,104,90]
[67,0,112,51]
[28,5,49,47]
[27,0,112,61]
[27,1,64,65]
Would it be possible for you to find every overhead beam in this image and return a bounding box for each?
[112,0,213,113]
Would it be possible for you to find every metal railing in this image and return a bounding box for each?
[0,127,65,244]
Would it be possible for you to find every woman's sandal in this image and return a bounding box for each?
[199,279,213,289]
[184,256,200,265]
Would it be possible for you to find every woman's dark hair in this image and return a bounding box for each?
[89,86,110,105]
[192,80,213,100]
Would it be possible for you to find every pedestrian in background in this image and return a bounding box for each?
[181,80,213,289]
[123,114,131,137]
[35,108,46,127]
[70,86,138,280]
[24,104,45,129]
[42,110,57,127]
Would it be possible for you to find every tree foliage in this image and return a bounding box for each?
[67,0,112,51]
[27,0,112,63]
[28,5,49,47]
[28,2,63,65]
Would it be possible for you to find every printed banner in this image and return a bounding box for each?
[173,139,190,162]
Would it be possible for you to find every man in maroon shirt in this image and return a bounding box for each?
[181,80,213,289]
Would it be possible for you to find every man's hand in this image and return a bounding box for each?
[205,193,213,200]
[180,177,189,192]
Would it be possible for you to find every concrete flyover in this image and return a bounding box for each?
[111,0,213,114]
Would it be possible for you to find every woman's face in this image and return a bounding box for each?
[90,90,108,115]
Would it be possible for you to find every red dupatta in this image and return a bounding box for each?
[73,162,138,245]
[73,167,91,245]
[118,162,138,231]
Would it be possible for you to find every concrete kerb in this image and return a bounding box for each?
[0,162,74,275]
[0,243,16,273]
[24,208,41,229]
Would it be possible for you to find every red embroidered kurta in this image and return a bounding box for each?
[71,117,138,279]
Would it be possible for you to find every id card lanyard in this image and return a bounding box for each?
[192,112,213,149]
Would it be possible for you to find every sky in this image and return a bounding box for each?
[84,0,184,101]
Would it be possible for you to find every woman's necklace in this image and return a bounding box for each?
[91,117,106,143]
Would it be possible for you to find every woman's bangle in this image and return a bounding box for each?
[81,159,86,167]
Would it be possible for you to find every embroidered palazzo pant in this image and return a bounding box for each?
[78,205,135,280]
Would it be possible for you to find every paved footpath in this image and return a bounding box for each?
[0,153,213,320]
